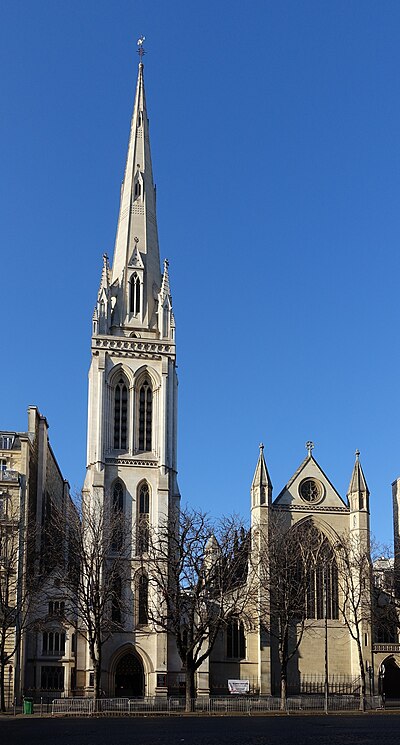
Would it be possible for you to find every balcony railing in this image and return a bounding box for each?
[0,470,19,483]
[372,643,400,653]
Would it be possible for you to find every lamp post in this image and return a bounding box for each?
[324,563,329,715]
[7,665,12,709]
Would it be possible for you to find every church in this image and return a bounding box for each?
[2,50,400,705]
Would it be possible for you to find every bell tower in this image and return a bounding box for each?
[83,50,180,696]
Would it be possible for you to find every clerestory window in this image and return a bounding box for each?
[114,378,128,450]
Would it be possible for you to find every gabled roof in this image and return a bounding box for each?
[273,452,348,509]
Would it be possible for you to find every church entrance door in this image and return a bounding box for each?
[382,656,400,698]
[115,652,144,697]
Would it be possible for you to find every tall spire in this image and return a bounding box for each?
[110,58,161,330]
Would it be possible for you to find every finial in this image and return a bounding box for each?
[102,252,108,263]
[164,258,169,269]
[355,449,360,461]
[137,36,146,62]
[134,236,139,244]
[259,442,264,452]
[306,440,314,456]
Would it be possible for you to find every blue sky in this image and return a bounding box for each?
[1,1,400,545]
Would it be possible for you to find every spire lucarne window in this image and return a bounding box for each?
[130,273,141,315]
[114,378,128,449]
[138,379,152,451]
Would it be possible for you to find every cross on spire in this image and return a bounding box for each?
[137,36,146,62]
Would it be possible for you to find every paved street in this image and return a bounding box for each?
[2,714,400,745]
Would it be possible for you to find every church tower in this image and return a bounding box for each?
[83,54,180,697]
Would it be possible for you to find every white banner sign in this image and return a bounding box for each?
[228,679,250,695]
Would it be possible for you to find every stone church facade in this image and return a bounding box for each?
[3,57,400,704]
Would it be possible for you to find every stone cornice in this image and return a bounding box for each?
[92,336,175,358]
[105,457,158,467]
[273,504,349,514]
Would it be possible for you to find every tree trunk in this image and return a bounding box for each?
[279,628,288,711]
[185,664,196,713]
[94,654,102,701]
[280,663,288,711]
[357,644,366,712]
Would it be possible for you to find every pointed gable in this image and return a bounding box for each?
[274,451,348,511]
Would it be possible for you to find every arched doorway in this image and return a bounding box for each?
[382,657,400,698]
[115,652,144,697]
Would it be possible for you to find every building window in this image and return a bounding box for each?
[48,600,65,617]
[138,379,152,451]
[138,574,148,625]
[0,436,14,450]
[227,618,245,659]
[42,631,66,656]
[0,459,6,472]
[137,482,149,554]
[304,538,339,620]
[113,481,124,513]
[41,666,64,691]
[130,272,141,315]
[134,181,141,199]
[114,378,128,450]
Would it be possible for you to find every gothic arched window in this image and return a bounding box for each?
[137,482,150,554]
[130,272,141,316]
[114,378,128,450]
[305,536,339,620]
[138,574,148,625]
[138,379,152,452]
[226,618,245,659]
[113,481,124,513]
[111,481,124,551]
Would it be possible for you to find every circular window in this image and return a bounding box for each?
[299,478,323,504]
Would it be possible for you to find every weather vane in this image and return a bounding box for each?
[137,36,146,62]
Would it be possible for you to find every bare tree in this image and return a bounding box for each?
[336,532,373,711]
[56,491,130,700]
[255,516,329,709]
[144,506,253,712]
[0,496,42,711]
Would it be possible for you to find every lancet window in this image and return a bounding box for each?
[138,378,152,452]
[138,574,148,625]
[114,378,128,450]
[226,618,245,659]
[130,272,141,316]
[137,482,150,554]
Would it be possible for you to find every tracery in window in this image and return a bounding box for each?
[138,379,152,451]
[130,272,141,315]
[114,378,128,450]
[304,536,339,620]
[226,618,245,659]
[138,574,148,625]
